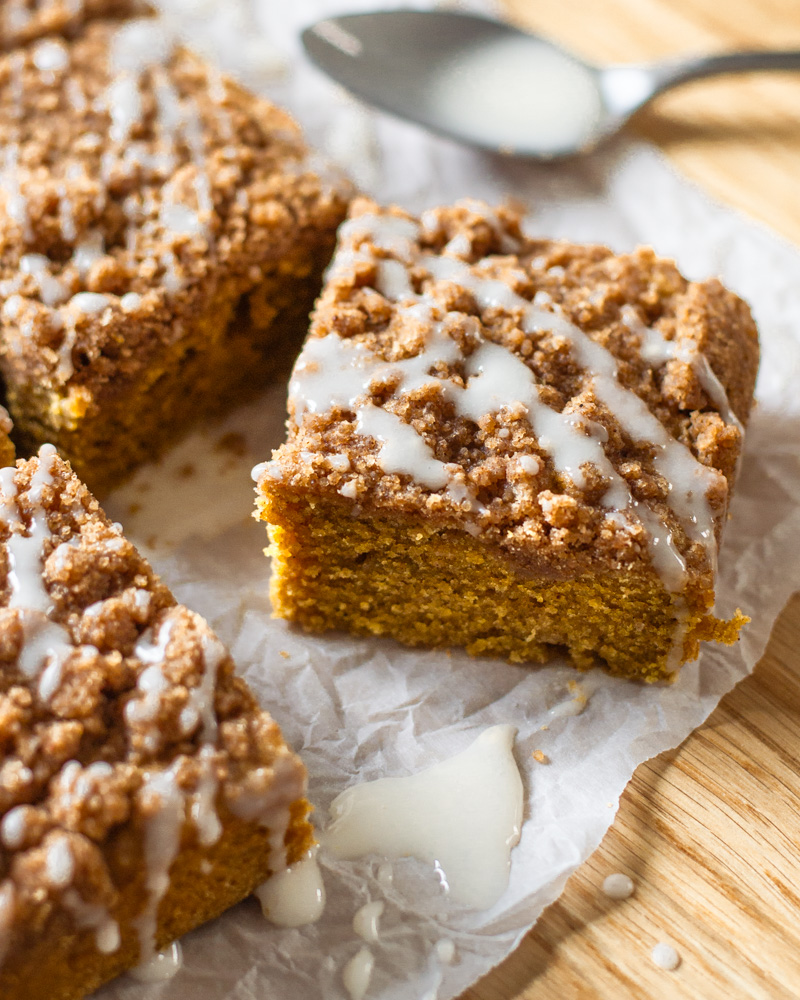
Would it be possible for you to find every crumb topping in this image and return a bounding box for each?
[0,10,350,389]
[0,0,146,53]
[265,198,759,590]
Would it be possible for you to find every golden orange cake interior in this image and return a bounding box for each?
[0,446,312,1000]
[0,407,14,469]
[256,198,758,682]
[0,5,350,495]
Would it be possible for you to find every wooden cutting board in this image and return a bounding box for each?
[461,2,800,997]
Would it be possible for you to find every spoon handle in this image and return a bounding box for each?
[651,49,800,94]
[601,50,800,120]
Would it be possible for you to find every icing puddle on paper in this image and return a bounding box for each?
[321,725,523,910]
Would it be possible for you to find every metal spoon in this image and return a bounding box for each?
[302,10,800,159]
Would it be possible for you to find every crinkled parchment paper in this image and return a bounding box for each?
[95,1,800,997]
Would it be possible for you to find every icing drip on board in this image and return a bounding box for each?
[289,207,733,594]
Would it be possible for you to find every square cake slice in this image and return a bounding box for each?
[0,9,350,495]
[256,198,759,682]
[0,445,312,1000]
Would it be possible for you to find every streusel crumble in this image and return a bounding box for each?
[256,198,758,681]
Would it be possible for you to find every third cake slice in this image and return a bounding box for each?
[255,198,758,682]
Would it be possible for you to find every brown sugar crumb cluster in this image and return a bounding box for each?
[0,0,147,52]
[0,14,345,378]
[0,6,350,493]
[0,449,311,999]
[257,198,757,680]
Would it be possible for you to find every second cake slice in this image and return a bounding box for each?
[256,198,758,682]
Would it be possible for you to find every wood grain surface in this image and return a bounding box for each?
[461,1,800,997]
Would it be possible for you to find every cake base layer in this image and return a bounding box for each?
[262,488,745,683]
[0,806,313,1000]
[6,242,333,497]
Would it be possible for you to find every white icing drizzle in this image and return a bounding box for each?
[130,941,183,982]
[19,254,69,307]
[290,210,731,594]
[45,836,75,887]
[133,762,186,968]
[190,746,222,847]
[190,633,223,743]
[353,900,384,943]
[342,946,375,1000]
[356,404,448,491]
[106,73,143,145]
[338,213,420,261]
[96,917,122,954]
[101,18,216,266]
[322,725,523,910]
[0,447,80,698]
[623,307,742,434]
[72,231,105,279]
[255,847,326,928]
[125,619,175,734]
[1,806,27,849]
[104,17,173,147]
[228,752,306,874]
[62,887,120,954]
[65,77,88,113]
[69,292,109,315]
[126,616,232,967]
[120,291,143,313]
[1,146,31,241]
[55,294,110,380]
[57,181,78,244]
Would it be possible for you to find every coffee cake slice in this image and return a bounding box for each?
[0,9,350,495]
[256,198,758,682]
[0,445,312,1000]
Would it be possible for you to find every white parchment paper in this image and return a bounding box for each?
[94,2,800,997]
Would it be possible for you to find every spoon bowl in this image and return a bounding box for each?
[302,10,800,159]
